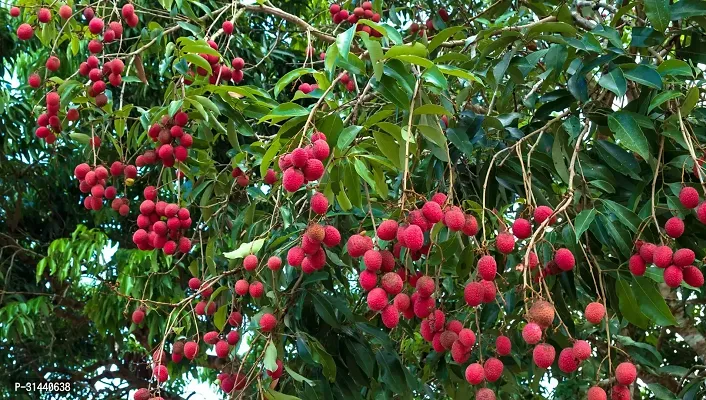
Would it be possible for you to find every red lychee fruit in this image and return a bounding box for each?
[422,201,444,223]
[243,254,258,270]
[46,56,61,71]
[282,168,304,192]
[698,202,706,224]
[639,242,656,263]
[462,214,479,236]
[484,357,503,382]
[381,272,403,295]
[88,17,104,34]
[393,293,410,311]
[404,224,424,251]
[476,388,496,400]
[428,309,446,332]
[665,217,684,238]
[248,281,264,298]
[203,331,219,345]
[17,23,33,40]
[663,265,683,288]
[653,246,673,268]
[496,335,511,356]
[413,295,435,318]
[629,254,646,276]
[227,331,240,345]
[153,365,168,382]
[359,269,377,291]
[432,332,445,352]
[464,281,484,307]
[465,362,484,385]
[10,6,20,17]
[367,288,388,311]
[381,304,400,328]
[554,248,575,271]
[416,275,436,297]
[228,311,242,326]
[266,359,284,379]
[38,8,51,23]
[477,255,497,281]
[683,266,704,287]
[512,218,532,239]
[287,246,305,266]
[323,225,341,247]
[679,186,700,208]
[312,139,330,160]
[431,192,447,205]
[28,73,41,88]
[235,279,249,296]
[495,232,515,254]
[444,208,465,231]
[132,308,145,324]
[377,220,398,241]
[615,362,637,385]
[134,388,151,400]
[673,248,695,267]
[363,249,382,271]
[558,347,579,373]
[267,256,282,270]
[587,387,607,400]
[458,328,476,348]
[611,385,630,400]
[529,300,555,328]
[534,205,555,224]
[572,340,591,361]
[260,313,276,332]
[533,343,556,368]
[215,340,230,358]
[347,234,373,257]
[522,322,542,344]
[585,302,605,324]
[311,192,328,215]
[451,341,470,363]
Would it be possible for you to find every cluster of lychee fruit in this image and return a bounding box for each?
[297,82,320,94]
[408,8,450,36]
[77,55,125,107]
[279,132,329,192]
[132,186,192,254]
[328,2,383,37]
[338,72,356,92]
[630,240,704,288]
[35,91,79,144]
[286,200,342,273]
[145,111,194,167]
[74,162,135,213]
[183,41,246,85]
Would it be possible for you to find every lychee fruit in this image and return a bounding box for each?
[422,201,443,223]
[260,313,277,332]
[496,335,511,356]
[444,208,465,231]
[639,242,656,263]
[665,217,684,238]
[512,218,532,239]
[533,343,556,368]
[323,225,341,247]
[287,246,305,266]
[558,347,579,373]
[134,389,150,400]
[664,265,684,288]
[522,322,542,344]
[228,311,242,326]
[529,300,555,328]
[464,282,484,307]
[611,385,630,400]
[282,168,304,192]
[347,234,373,257]
[381,272,403,295]
[17,23,34,40]
[615,362,637,385]
[363,249,382,271]
[495,232,515,254]
[267,256,282,270]
[462,214,479,236]
[673,248,695,267]
[393,293,411,311]
[683,266,704,287]
[367,288,388,311]
[359,269,378,291]
[215,340,230,358]
[587,387,607,400]
[311,192,328,215]
[226,331,240,345]
[153,364,168,382]
[628,254,646,276]
[679,187,700,208]
[653,245,673,268]
[476,388,496,400]
[413,295,435,318]
[534,205,555,224]
[377,220,398,241]
[572,340,591,361]
[458,328,476,348]
[554,248,575,271]
[416,275,436,297]
[477,255,497,280]
[440,330,458,350]
[404,224,424,251]
[132,308,145,324]
[235,279,249,296]
[381,304,400,328]
[248,281,264,297]
[585,302,605,324]
[451,341,470,363]
[465,363,485,385]
[481,279,496,300]
[484,357,504,382]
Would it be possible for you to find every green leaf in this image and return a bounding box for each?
[284,365,315,386]
[176,21,201,34]
[389,55,434,69]
[310,293,340,328]
[526,22,577,37]
[69,133,91,145]
[213,305,228,331]
[595,140,642,179]
[414,104,450,116]
[360,33,384,81]
[223,238,266,259]
[273,68,315,97]
[373,131,402,169]
[680,87,699,116]
[647,384,678,400]
[168,100,183,117]
[264,341,278,372]
[417,124,447,149]
[182,54,211,75]
[573,209,596,241]
[616,279,650,329]
[353,159,377,192]
[601,199,642,232]
[670,0,706,19]
[336,125,363,149]
[623,65,663,89]
[644,0,671,31]
[648,90,683,113]
[632,277,678,326]
[657,59,693,77]
[260,140,281,178]
[336,25,356,61]
[261,103,309,122]
[429,26,466,52]
[438,65,484,85]
[192,95,220,115]
[598,68,627,97]
[608,111,650,161]
[265,390,301,400]
[385,43,428,59]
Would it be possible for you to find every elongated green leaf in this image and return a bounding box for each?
[182,54,211,75]
[385,42,428,59]
[671,0,706,19]
[260,139,281,178]
[616,279,650,329]
[623,65,662,89]
[284,365,315,386]
[601,199,642,232]
[360,33,384,81]
[373,131,402,169]
[429,26,465,52]
[265,390,301,400]
[573,209,597,241]
[644,0,671,31]
[337,125,363,149]
[599,68,627,97]
[680,87,699,116]
[648,90,683,113]
[526,21,577,37]
[608,111,650,161]
[264,341,278,372]
[337,25,356,61]
[632,277,678,326]
[273,68,315,97]
[414,104,450,116]
[223,238,266,259]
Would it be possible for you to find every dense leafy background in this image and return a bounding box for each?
[2,0,706,399]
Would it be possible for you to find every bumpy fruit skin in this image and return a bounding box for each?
[287,246,305,267]
[462,214,479,236]
[381,304,400,328]
[572,340,591,360]
[665,217,685,238]
[585,302,605,324]
[228,311,243,326]
[17,24,34,40]
[587,387,607,400]
[132,309,145,324]
[134,388,151,400]
[444,208,465,231]
[529,300,555,328]
[451,341,470,363]
[183,341,198,360]
[215,340,230,358]
[458,328,476,348]
[629,254,646,276]
[311,192,328,215]
[243,254,258,270]
[404,224,424,250]
[683,266,705,287]
[367,288,388,311]
[393,293,410,311]
[422,201,444,223]
[363,249,382,271]
[359,269,377,292]
[496,335,511,356]
[465,363,485,385]
[323,225,341,247]
[554,248,575,271]
[260,313,277,332]
[534,205,555,224]
[248,281,264,298]
[495,232,515,254]
[615,362,637,385]
[377,220,398,241]
[413,295,435,318]
[558,347,579,373]
[664,265,684,288]
[204,331,219,345]
[153,364,168,382]
[533,343,556,368]
[483,357,504,382]
[512,218,532,239]
[416,275,436,297]
[235,279,249,296]
[679,187,700,208]
[698,202,706,224]
[476,388,496,400]
[381,272,403,295]
[639,242,656,263]
[522,322,542,344]
[611,385,630,400]
[464,282,484,307]
[477,255,497,281]
[347,234,373,257]
[282,168,304,192]
[673,248,695,267]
